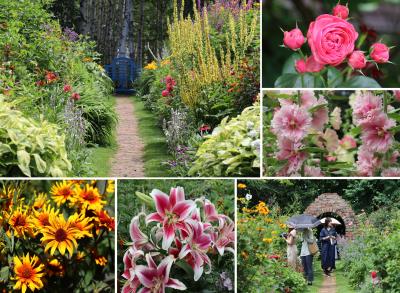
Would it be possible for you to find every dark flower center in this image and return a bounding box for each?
[55,228,68,242]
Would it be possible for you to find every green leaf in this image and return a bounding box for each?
[33,154,47,174]
[282,53,300,74]
[388,113,400,122]
[301,147,327,154]
[135,191,155,208]
[0,266,9,282]
[17,149,31,177]
[391,125,400,133]
[339,76,381,88]
[327,67,343,87]
[308,103,328,113]
[274,73,323,88]
[349,126,362,136]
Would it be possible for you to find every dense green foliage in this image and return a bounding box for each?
[0,0,117,176]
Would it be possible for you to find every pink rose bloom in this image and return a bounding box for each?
[370,43,390,63]
[295,59,306,73]
[307,14,358,66]
[271,104,312,142]
[348,50,367,69]
[381,168,400,177]
[361,113,395,153]
[283,28,305,50]
[339,135,357,149]
[276,138,307,175]
[356,146,381,176]
[352,92,383,126]
[305,55,325,72]
[332,4,349,19]
[394,91,400,101]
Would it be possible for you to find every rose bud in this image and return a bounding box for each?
[348,50,367,69]
[394,91,400,101]
[370,43,390,63]
[295,59,306,73]
[305,55,324,73]
[71,92,81,101]
[283,28,305,50]
[332,4,349,19]
[162,90,170,97]
[63,84,72,92]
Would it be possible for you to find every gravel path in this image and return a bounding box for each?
[110,96,145,177]
[318,273,337,293]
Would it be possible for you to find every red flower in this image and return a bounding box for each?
[199,124,211,132]
[45,71,58,83]
[36,80,46,87]
[71,92,81,101]
[162,90,170,97]
[63,84,72,93]
[371,271,377,279]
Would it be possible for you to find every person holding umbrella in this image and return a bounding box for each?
[320,217,337,276]
[300,228,315,285]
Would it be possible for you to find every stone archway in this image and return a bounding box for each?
[304,193,357,239]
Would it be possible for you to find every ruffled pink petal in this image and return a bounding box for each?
[172,200,195,220]
[150,189,170,216]
[166,278,187,291]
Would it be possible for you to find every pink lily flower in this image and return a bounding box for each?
[212,218,235,256]
[129,214,151,250]
[146,187,195,250]
[179,220,212,281]
[122,277,140,293]
[136,254,187,293]
[122,247,144,281]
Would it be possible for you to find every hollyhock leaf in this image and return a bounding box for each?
[274,73,323,88]
[327,67,343,87]
[282,53,301,74]
[340,76,381,88]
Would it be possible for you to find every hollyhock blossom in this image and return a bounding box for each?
[324,129,339,152]
[339,135,357,149]
[305,55,324,72]
[304,166,323,177]
[276,138,307,175]
[381,168,400,177]
[146,187,195,249]
[310,97,329,131]
[135,254,187,292]
[332,4,349,19]
[179,220,212,281]
[360,113,395,153]
[370,43,390,63]
[307,14,358,66]
[283,28,305,50]
[295,59,306,73]
[348,50,367,69]
[330,107,342,130]
[352,92,382,126]
[271,104,312,142]
[356,146,382,176]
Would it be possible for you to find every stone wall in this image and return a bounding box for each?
[304,193,357,239]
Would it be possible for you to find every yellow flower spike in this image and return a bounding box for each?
[50,181,74,206]
[40,214,80,258]
[12,253,45,293]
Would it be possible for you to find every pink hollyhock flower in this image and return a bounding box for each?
[212,218,235,256]
[283,28,305,50]
[356,146,382,176]
[305,55,325,72]
[339,135,357,149]
[129,215,150,250]
[271,104,311,142]
[332,4,349,19]
[360,113,395,153]
[352,92,383,126]
[381,168,400,177]
[330,107,342,130]
[179,221,212,281]
[348,50,367,69]
[63,84,72,93]
[276,138,307,175]
[136,254,187,292]
[390,151,399,164]
[307,14,358,66]
[146,187,195,250]
[370,43,390,63]
[295,59,306,73]
[300,91,318,109]
[304,166,324,177]
[324,128,339,152]
[394,91,400,101]
[311,97,329,131]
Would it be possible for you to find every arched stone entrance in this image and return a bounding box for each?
[304,193,357,239]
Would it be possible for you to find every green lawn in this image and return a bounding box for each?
[305,264,324,293]
[335,261,357,293]
[130,96,172,177]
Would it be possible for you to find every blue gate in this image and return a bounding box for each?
[105,57,138,94]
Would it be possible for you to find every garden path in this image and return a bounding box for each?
[318,274,337,293]
[110,96,145,177]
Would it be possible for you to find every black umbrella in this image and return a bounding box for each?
[286,214,321,229]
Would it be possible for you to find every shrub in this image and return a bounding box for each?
[0,97,71,177]
[189,103,260,177]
